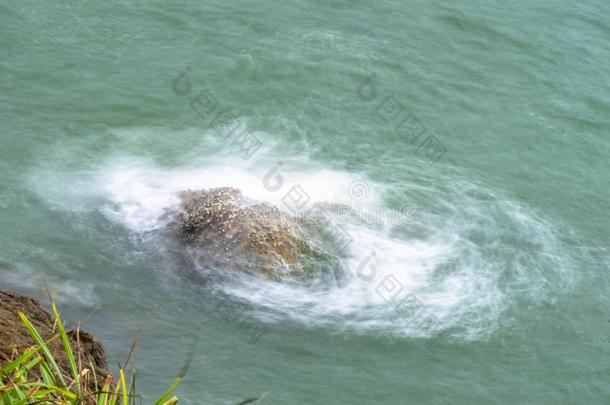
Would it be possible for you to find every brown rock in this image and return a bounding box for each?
[170,187,341,282]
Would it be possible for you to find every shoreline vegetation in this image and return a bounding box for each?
[0,289,267,404]
[0,288,179,404]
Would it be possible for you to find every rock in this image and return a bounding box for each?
[0,289,109,385]
[170,187,341,282]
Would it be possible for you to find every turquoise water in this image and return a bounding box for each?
[2,0,610,403]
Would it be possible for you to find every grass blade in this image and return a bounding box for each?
[97,374,113,405]
[52,302,80,394]
[153,377,181,405]
[18,311,66,386]
[162,396,178,405]
[120,368,128,405]
[0,345,40,377]
[108,378,121,405]
[13,356,41,381]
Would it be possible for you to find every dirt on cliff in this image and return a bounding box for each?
[0,289,109,384]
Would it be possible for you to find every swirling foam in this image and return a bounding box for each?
[88,155,576,342]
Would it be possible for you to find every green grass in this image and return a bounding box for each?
[0,302,179,405]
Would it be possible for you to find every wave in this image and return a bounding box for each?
[29,129,577,342]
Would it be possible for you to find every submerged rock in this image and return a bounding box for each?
[170,187,341,282]
[0,289,109,384]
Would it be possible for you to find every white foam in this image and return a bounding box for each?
[95,155,386,232]
[30,134,577,342]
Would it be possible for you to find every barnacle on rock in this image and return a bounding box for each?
[170,187,342,282]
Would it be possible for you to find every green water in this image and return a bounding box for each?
[2,0,610,403]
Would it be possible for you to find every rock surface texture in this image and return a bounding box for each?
[170,187,340,282]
